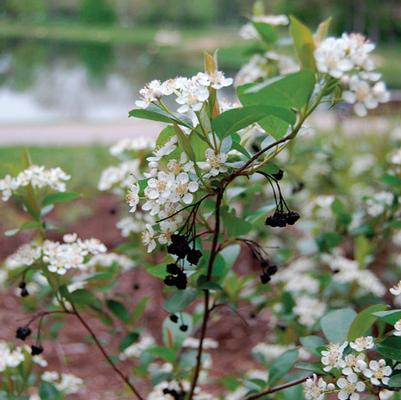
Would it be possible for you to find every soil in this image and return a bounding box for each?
[0,194,270,399]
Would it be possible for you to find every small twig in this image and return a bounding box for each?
[70,304,144,400]
[244,375,312,400]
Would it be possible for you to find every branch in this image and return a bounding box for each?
[244,375,312,400]
[187,188,224,399]
[71,304,145,400]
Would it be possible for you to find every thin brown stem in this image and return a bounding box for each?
[71,304,144,400]
[244,375,312,400]
[187,189,224,399]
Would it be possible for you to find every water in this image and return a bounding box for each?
[0,39,234,124]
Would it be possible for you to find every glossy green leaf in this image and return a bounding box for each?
[321,308,356,343]
[118,331,140,352]
[289,16,316,69]
[106,299,130,323]
[42,191,80,207]
[238,70,315,110]
[39,383,62,400]
[376,337,401,360]
[268,349,299,386]
[300,336,326,357]
[348,304,387,341]
[68,289,97,306]
[252,22,278,44]
[212,105,295,139]
[374,310,401,325]
[164,288,198,314]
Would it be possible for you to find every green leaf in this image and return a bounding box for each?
[214,244,241,279]
[118,331,140,352]
[162,313,192,348]
[106,299,130,323]
[39,383,61,400]
[129,104,192,128]
[130,296,149,325]
[238,70,315,110]
[164,288,198,314]
[289,16,316,69]
[148,346,176,363]
[374,310,401,325]
[212,105,295,139]
[68,289,97,306]
[348,304,388,341]
[320,308,357,343]
[381,174,401,187]
[268,349,299,386]
[145,263,168,279]
[252,22,278,45]
[42,191,80,207]
[222,207,252,237]
[389,374,401,387]
[300,336,326,357]
[173,124,196,161]
[5,220,42,237]
[377,337,401,360]
[315,17,332,43]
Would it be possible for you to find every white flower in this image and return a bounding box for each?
[321,342,348,372]
[5,242,41,270]
[176,78,209,114]
[293,296,326,327]
[197,71,233,89]
[350,336,374,352]
[363,359,392,386]
[120,335,155,360]
[0,166,70,202]
[135,80,163,109]
[142,224,157,253]
[252,14,289,26]
[342,353,367,375]
[110,137,153,157]
[315,37,353,78]
[183,337,218,350]
[394,319,401,336]
[304,374,335,400]
[336,373,366,400]
[128,184,140,213]
[366,192,394,217]
[198,148,229,178]
[172,172,199,204]
[342,75,389,117]
[390,281,401,296]
[239,23,259,40]
[98,160,139,191]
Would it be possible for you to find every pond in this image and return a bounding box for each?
[0,38,236,124]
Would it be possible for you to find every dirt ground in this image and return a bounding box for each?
[0,194,270,399]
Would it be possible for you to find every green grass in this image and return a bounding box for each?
[0,19,233,48]
[0,146,113,195]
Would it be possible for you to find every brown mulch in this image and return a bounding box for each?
[0,194,269,399]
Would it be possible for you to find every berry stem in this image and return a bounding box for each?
[187,188,223,399]
[71,304,144,400]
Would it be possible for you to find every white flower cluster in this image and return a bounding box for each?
[119,335,155,360]
[5,233,107,275]
[98,160,140,191]
[314,33,390,116]
[0,341,25,372]
[235,52,298,86]
[135,71,233,115]
[147,380,212,400]
[110,137,153,157]
[310,338,393,400]
[0,165,70,202]
[239,14,289,41]
[41,371,83,394]
[252,343,310,362]
[323,253,386,297]
[365,191,394,217]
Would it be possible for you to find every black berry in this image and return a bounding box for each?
[31,345,44,356]
[169,314,179,323]
[166,263,181,275]
[186,249,202,265]
[18,281,26,289]
[286,211,300,225]
[272,169,284,180]
[260,273,271,284]
[20,288,29,297]
[16,326,32,341]
[179,324,188,332]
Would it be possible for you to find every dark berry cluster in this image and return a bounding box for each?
[16,318,45,355]
[162,387,186,400]
[18,281,29,297]
[164,234,203,290]
[258,170,301,228]
[260,263,278,284]
[265,210,300,227]
[169,314,188,331]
